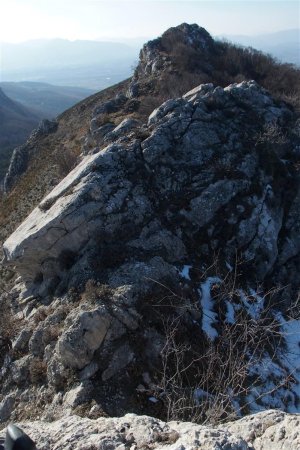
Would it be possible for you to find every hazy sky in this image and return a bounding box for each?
[1,0,299,43]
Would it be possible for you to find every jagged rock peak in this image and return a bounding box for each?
[161,23,213,49]
[134,23,214,77]
[145,23,213,53]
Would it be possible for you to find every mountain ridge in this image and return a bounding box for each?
[220,28,300,66]
[0,88,39,181]
[1,21,300,244]
[0,81,96,118]
[0,23,300,429]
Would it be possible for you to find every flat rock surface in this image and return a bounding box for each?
[1,410,299,450]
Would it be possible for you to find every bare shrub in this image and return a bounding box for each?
[56,147,77,176]
[29,357,47,384]
[32,306,49,325]
[81,279,113,304]
[159,72,209,100]
[280,92,300,114]
[256,122,289,147]
[43,324,63,345]
[155,35,300,114]
[145,264,293,425]
[157,309,284,424]
[99,113,114,125]
[212,41,300,113]
[0,294,21,341]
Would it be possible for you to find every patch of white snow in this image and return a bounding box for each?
[179,265,192,280]
[225,301,235,324]
[199,277,221,340]
[238,289,265,320]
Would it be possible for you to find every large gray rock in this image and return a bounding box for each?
[93,93,128,116]
[104,117,141,142]
[63,381,93,408]
[3,81,293,291]
[0,393,15,422]
[56,307,111,369]
[3,145,29,193]
[102,342,134,381]
[1,410,299,449]
[10,355,32,385]
[134,23,214,78]
[3,119,58,193]
[12,328,32,353]
[226,409,300,449]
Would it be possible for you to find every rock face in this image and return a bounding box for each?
[57,307,111,369]
[131,23,214,93]
[3,80,295,294]
[0,88,39,182]
[1,79,300,423]
[2,145,29,192]
[3,119,58,193]
[1,410,299,450]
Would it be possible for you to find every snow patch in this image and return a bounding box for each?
[199,277,221,340]
[225,261,233,272]
[238,289,265,320]
[277,314,300,412]
[244,312,300,414]
[225,301,235,324]
[193,388,212,405]
[180,265,192,280]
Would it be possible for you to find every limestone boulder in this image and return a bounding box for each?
[56,307,111,369]
[2,410,300,449]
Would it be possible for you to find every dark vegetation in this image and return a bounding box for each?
[141,33,300,117]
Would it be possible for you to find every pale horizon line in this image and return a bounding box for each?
[0,26,298,45]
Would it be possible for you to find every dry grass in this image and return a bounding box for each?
[0,294,22,341]
[29,357,47,384]
[81,279,113,305]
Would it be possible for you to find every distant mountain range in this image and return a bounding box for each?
[0,39,139,89]
[0,29,298,181]
[0,81,95,118]
[0,82,95,181]
[219,29,300,66]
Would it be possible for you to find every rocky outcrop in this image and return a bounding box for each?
[0,89,39,182]
[57,307,111,369]
[34,119,58,136]
[1,410,299,450]
[3,144,29,193]
[3,80,295,294]
[1,80,300,422]
[3,119,58,193]
[130,23,215,96]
